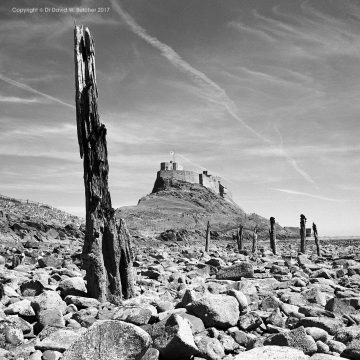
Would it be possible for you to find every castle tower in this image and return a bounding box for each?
[160,161,183,171]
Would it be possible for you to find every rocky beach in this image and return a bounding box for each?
[1,191,360,360]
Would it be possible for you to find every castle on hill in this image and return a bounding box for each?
[154,160,231,200]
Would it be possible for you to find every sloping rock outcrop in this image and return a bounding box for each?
[117,181,289,240]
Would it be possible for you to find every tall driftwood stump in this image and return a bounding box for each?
[74,25,134,304]
[300,214,307,254]
[205,221,210,252]
[236,224,244,252]
[312,222,320,256]
[269,217,277,255]
[252,227,258,254]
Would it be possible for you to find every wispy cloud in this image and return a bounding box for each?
[253,3,360,58]
[0,148,78,162]
[108,0,315,185]
[235,66,320,94]
[1,123,77,138]
[0,95,48,104]
[18,74,63,84]
[228,21,275,43]
[272,188,345,202]
[242,143,360,158]
[0,74,75,109]
[176,153,207,171]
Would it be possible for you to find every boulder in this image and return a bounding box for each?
[342,339,360,360]
[4,325,24,345]
[29,350,42,360]
[32,291,67,315]
[179,313,205,334]
[267,308,286,328]
[309,355,342,359]
[42,350,63,360]
[6,315,33,335]
[150,314,199,360]
[229,329,253,347]
[176,289,199,309]
[233,346,309,359]
[38,308,65,330]
[3,284,20,297]
[20,280,45,296]
[61,320,151,360]
[38,256,62,268]
[227,289,248,313]
[326,339,346,354]
[112,306,155,325]
[325,297,358,315]
[64,295,100,309]
[187,294,239,329]
[216,262,254,280]
[236,280,259,310]
[4,299,35,316]
[335,325,360,343]
[239,312,263,331]
[141,348,160,360]
[218,333,238,353]
[265,326,317,355]
[316,340,329,353]
[36,328,84,352]
[261,296,281,311]
[205,258,225,268]
[58,277,87,297]
[194,334,225,360]
[299,317,344,335]
[305,327,329,342]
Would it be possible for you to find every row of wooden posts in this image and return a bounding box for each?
[205,214,321,256]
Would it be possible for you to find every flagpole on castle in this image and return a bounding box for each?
[170,150,175,163]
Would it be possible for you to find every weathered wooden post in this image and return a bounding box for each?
[252,226,258,253]
[312,222,320,256]
[269,217,277,255]
[74,25,134,303]
[236,224,244,252]
[205,221,210,252]
[300,214,307,253]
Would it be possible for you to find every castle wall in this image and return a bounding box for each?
[156,162,233,201]
[157,170,199,184]
[199,173,220,195]
[161,162,183,170]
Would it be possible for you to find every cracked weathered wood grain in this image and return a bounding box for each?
[74,25,134,303]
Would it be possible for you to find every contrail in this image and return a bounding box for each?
[176,152,234,184]
[109,0,315,185]
[109,0,268,143]
[0,74,75,109]
[176,153,207,170]
[272,188,344,202]
[273,123,316,185]
[283,153,316,185]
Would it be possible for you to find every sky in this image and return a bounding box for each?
[1,0,360,236]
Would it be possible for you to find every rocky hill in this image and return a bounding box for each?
[0,194,84,246]
[117,178,290,241]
